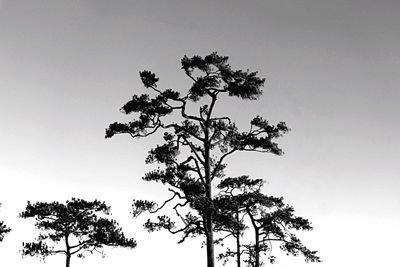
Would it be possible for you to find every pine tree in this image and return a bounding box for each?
[20,198,136,267]
[106,52,289,267]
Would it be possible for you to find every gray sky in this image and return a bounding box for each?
[0,0,399,266]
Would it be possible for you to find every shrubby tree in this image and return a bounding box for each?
[214,176,260,267]
[0,221,10,242]
[0,203,11,242]
[216,176,320,267]
[19,198,136,267]
[106,52,289,267]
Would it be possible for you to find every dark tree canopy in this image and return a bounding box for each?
[19,198,136,267]
[0,204,11,242]
[107,52,289,267]
[216,176,321,267]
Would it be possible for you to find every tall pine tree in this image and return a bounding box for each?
[106,52,289,267]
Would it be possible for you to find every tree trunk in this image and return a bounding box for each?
[204,180,215,267]
[65,233,71,267]
[254,228,260,267]
[236,211,241,267]
[66,254,71,267]
[204,126,215,267]
[206,218,215,267]
[247,207,260,267]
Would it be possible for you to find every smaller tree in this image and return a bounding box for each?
[214,176,260,267]
[20,198,136,267]
[0,203,11,242]
[216,176,320,267]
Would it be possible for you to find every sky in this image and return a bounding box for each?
[0,0,399,266]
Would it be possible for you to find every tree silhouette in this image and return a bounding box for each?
[214,176,261,267]
[106,52,289,267]
[0,204,11,242]
[19,198,136,267]
[216,176,320,267]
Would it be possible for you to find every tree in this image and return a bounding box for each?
[215,176,262,267]
[216,176,320,267]
[19,198,136,267]
[0,203,11,242]
[106,52,289,267]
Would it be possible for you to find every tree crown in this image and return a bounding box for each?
[0,203,11,242]
[20,198,136,261]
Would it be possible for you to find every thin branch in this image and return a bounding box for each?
[163,123,205,143]
[150,191,181,214]
[181,137,206,165]
[211,148,237,180]
[49,249,67,255]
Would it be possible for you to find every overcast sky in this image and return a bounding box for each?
[0,1,399,266]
